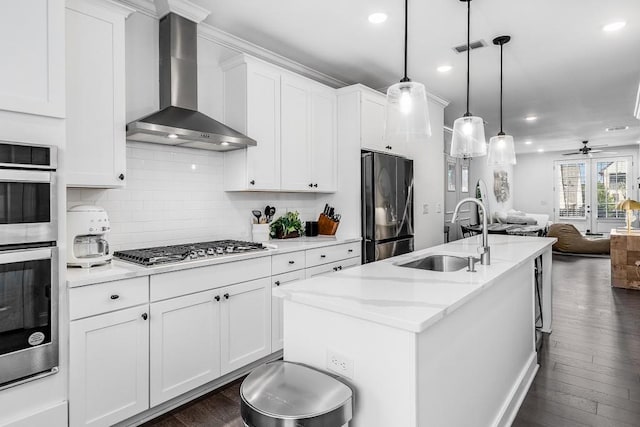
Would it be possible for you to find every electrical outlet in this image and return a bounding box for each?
[326,349,354,379]
[423,204,429,214]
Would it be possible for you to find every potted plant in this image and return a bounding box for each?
[270,211,304,239]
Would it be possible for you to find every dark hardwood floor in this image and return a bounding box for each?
[142,254,640,427]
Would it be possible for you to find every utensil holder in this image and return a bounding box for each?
[318,214,339,236]
[252,224,270,242]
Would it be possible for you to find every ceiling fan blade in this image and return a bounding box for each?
[589,149,604,153]
[589,144,608,148]
[562,151,581,155]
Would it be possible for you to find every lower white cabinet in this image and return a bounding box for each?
[221,278,272,374]
[271,270,306,351]
[149,290,221,407]
[69,305,150,427]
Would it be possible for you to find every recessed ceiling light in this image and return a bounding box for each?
[606,126,629,132]
[221,142,230,146]
[437,65,452,73]
[524,115,537,122]
[603,21,626,32]
[368,13,387,24]
[636,140,640,144]
[167,133,178,139]
[537,148,544,153]
[524,140,532,145]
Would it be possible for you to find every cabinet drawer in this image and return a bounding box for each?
[272,251,306,275]
[305,242,361,268]
[151,256,271,301]
[305,257,360,279]
[69,276,149,320]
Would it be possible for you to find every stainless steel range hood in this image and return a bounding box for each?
[126,13,256,151]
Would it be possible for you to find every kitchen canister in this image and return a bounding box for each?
[252,223,270,243]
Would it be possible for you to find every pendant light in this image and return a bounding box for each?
[384,0,431,145]
[487,35,517,165]
[450,0,486,159]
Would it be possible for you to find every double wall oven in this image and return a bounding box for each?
[0,141,59,389]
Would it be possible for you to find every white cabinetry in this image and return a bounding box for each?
[223,58,281,191]
[0,0,64,118]
[149,290,221,407]
[223,54,336,192]
[343,85,408,157]
[69,284,150,427]
[271,270,306,351]
[220,278,271,374]
[65,0,132,188]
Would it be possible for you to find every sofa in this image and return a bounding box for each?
[547,223,610,254]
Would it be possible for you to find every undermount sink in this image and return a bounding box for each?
[398,254,468,272]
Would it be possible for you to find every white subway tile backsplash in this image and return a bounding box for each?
[67,142,320,251]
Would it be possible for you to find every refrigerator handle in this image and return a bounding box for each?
[397,177,414,237]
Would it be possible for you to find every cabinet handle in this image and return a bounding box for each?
[275,281,281,286]
[338,265,343,270]
[250,180,255,185]
[348,249,353,253]
[141,313,148,320]
[110,294,119,300]
[288,260,295,264]
[309,183,313,188]
[214,295,220,302]
[333,267,338,272]
[224,293,230,300]
[313,183,318,188]
[320,254,326,258]
[118,173,125,181]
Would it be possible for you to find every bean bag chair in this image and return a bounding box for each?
[547,223,610,254]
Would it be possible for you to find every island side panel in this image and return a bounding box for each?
[416,261,537,427]
[283,300,418,427]
[540,247,553,333]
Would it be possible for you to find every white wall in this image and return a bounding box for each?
[411,98,446,249]
[513,145,640,220]
[467,154,514,223]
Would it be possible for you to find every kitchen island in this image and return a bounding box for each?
[273,234,555,427]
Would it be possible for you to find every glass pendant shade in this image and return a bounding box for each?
[488,134,516,165]
[385,81,431,144]
[450,116,486,158]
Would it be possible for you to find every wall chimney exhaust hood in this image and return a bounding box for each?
[126,13,256,151]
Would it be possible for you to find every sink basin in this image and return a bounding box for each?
[398,254,468,272]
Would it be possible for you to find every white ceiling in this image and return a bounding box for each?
[192,0,640,154]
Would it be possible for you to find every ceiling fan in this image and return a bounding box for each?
[562,140,611,156]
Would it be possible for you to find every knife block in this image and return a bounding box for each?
[318,213,339,236]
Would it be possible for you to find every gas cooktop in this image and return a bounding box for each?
[113,240,267,266]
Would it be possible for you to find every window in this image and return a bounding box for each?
[596,160,627,219]
[556,162,586,218]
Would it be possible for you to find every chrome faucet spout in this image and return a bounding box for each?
[451,197,491,265]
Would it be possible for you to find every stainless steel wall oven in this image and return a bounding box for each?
[0,141,58,389]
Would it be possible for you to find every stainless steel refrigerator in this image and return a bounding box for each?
[361,151,414,263]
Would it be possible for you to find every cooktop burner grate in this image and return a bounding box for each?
[114,240,266,266]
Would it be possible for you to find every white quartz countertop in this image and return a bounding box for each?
[66,236,360,287]
[273,234,556,333]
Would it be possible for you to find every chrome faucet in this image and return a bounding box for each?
[451,197,491,265]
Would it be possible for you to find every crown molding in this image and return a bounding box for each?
[197,24,347,89]
[154,0,209,22]
[117,0,156,17]
[69,0,135,17]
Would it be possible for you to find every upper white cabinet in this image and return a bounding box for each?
[0,0,65,118]
[344,85,408,157]
[65,0,133,188]
[223,58,281,191]
[223,54,337,192]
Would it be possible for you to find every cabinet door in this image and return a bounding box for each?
[246,63,281,190]
[149,290,221,406]
[69,305,149,427]
[272,270,306,351]
[0,0,64,117]
[360,91,387,152]
[65,0,131,188]
[310,86,337,192]
[220,278,271,374]
[280,74,312,191]
[305,257,361,279]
